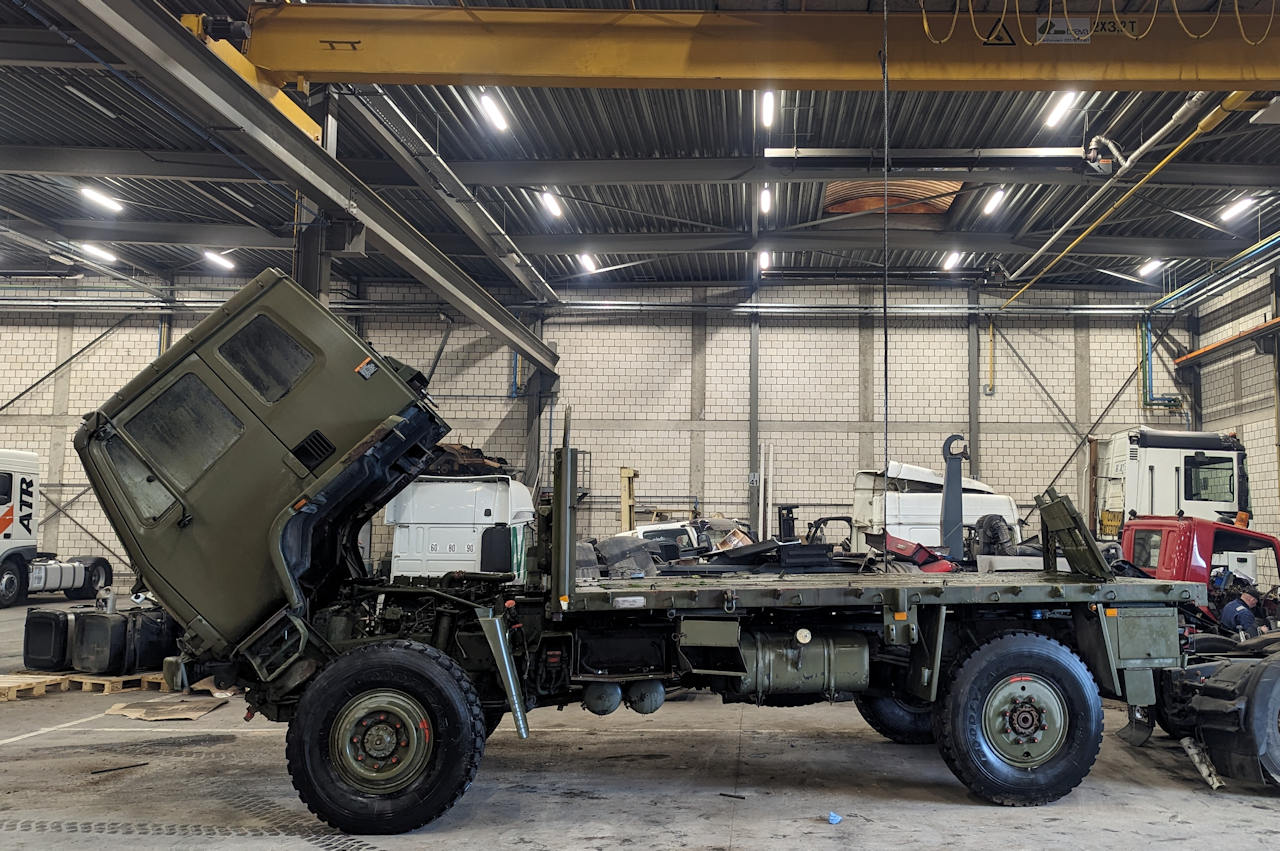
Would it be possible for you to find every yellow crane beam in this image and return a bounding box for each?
[243,5,1280,92]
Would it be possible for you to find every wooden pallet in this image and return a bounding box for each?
[139,672,171,692]
[0,673,72,701]
[67,673,149,695]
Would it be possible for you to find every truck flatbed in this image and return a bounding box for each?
[570,570,1206,612]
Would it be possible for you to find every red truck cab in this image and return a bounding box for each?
[1121,516,1280,627]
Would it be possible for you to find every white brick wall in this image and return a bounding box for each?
[0,274,1208,581]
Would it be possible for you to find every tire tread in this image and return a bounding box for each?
[285,639,485,834]
[933,630,1102,806]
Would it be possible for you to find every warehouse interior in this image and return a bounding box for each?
[2,0,1280,846]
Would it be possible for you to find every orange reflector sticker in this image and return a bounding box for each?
[893,611,908,621]
[293,498,308,510]
[354,356,373,374]
[1104,608,1118,617]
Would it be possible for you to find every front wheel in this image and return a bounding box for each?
[286,640,485,834]
[854,693,935,744]
[0,557,27,608]
[933,632,1102,806]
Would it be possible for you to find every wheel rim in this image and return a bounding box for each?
[89,563,105,590]
[329,689,434,795]
[980,673,1069,768]
[0,569,16,602]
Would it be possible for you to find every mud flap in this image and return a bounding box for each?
[1116,704,1154,747]
[477,608,529,739]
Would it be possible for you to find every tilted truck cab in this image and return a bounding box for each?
[75,270,1280,836]
[75,269,450,677]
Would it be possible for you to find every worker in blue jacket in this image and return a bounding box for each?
[1220,587,1269,638]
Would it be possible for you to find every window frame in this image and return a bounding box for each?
[1183,453,1236,504]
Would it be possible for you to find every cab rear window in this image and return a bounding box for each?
[218,314,314,403]
[127,373,244,490]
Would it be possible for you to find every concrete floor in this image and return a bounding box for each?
[2,600,1278,848]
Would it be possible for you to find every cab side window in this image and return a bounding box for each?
[1131,529,1163,570]
[104,437,176,522]
[0,472,10,504]
[218,314,314,403]
[1185,454,1235,503]
[127,373,244,490]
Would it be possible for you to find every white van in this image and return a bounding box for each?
[850,461,1021,552]
[384,476,536,580]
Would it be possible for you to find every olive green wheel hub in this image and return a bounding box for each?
[980,673,1069,768]
[330,689,433,794]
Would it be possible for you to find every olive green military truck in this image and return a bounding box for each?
[76,270,1280,834]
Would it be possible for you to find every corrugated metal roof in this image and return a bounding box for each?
[1,0,1279,300]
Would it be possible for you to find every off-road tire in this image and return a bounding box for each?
[854,693,936,744]
[0,556,27,608]
[1243,660,1280,784]
[933,631,1103,806]
[1153,700,1195,739]
[64,557,111,601]
[285,640,485,834]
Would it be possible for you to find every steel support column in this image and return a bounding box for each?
[45,0,557,374]
[967,283,981,479]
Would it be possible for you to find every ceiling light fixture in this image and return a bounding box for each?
[579,254,597,273]
[77,243,117,263]
[539,191,563,218]
[203,250,235,270]
[758,251,771,271]
[761,91,776,128]
[982,189,1006,216]
[479,93,509,131]
[1220,197,1257,222]
[759,186,772,215]
[1139,259,1165,277]
[942,251,961,270]
[1044,91,1080,128]
[80,185,123,213]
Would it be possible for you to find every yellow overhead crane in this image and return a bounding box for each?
[227,3,1280,92]
[178,3,1280,148]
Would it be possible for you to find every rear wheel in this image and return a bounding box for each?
[0,557,27,608]
[286,640,485,834]
[933,631,1102,806]
[64,557,111,601]
[854,693,935,744]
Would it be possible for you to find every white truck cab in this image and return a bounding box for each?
[1095,427,1249,537]
[0,449,111,607]
[384,476,536,581]
[1,449,39,560]
[850,461,1022,551]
